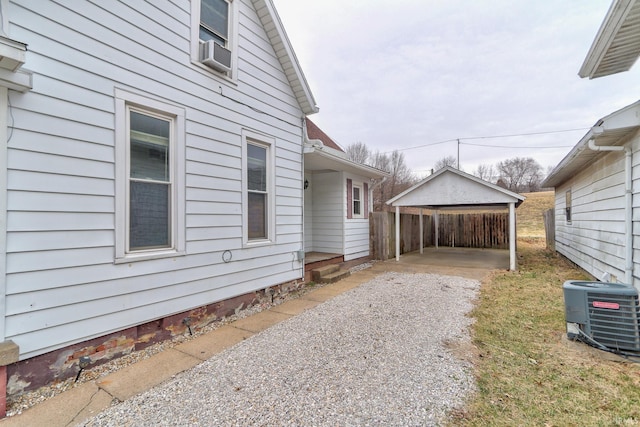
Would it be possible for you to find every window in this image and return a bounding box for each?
[243,130,275,244]
[115,89,185,262]
[128,110,172,250]
[191,0,237,76]
[347,179,368,219]
[352,184,362,217]
[200,0,229,46]
[565,190,572,223]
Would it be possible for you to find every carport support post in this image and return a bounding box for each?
[395,206,400,261]
[434,210,439,249]
[419,209,424,254]
[509,202,516,271]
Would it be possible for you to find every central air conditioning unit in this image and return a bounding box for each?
[201,40,231,73]
[563,280,640,352]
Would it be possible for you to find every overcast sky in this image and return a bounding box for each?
[272,0,640,178]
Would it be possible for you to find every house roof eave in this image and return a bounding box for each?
[579,0,640,79]
[251,0,319,115]
[304,149,390,180]
[543,100,640,188]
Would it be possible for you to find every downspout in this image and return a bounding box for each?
[588,130,633,285]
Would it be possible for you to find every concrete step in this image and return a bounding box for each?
[316,269,351,284]
[311,264,340,282]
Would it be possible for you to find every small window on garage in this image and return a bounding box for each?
[565,190,572,223]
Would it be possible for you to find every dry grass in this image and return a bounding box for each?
[517,191,554,238]
[451,192,640,426]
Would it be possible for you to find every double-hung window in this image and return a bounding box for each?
[191,0,237,77]
[128,110,172,251]
[243,130,274,245]
[115,89,185,262]
[352,184,362,217]
[199,0,229,46]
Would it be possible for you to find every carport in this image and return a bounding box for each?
[385,167,525,270]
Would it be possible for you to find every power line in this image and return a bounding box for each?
[461,142,575,149]
[390,127,588,153]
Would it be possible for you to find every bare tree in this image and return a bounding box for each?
[496,157,543,193]
[345,142,370,165]
[369,149,416,211]
[473,164,495,182]
[433,155,457,171]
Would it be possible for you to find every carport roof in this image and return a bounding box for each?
[386,166,525,209]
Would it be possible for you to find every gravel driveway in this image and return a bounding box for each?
[80,272,479,426]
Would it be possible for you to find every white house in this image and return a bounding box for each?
[303,119,389,273]
[543,0,640,289]
[0,0,321,404]
[544,102,640,289]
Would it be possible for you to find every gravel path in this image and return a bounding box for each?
[80,272,479,426]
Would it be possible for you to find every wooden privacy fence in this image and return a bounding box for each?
[371,211,510,260]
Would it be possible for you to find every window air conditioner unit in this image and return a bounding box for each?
[201,40,231,73]
[563,280,640,352]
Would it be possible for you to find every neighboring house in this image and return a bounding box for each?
[0,0,321,405]
[303,119,389,272]
[543,101,640,288]
[543,0,640,289]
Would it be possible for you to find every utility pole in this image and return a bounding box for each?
[457,139,460,169]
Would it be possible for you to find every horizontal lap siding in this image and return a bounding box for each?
[311,173,343,253]
[6,0,305,358]
[554,147,630,283]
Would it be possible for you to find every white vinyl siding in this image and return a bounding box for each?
[554,146,631,284]
[5,0,305,360]
[310,172,343,254]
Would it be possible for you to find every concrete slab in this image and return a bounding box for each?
[230,310,292,333]
[379,247,508,281]
[0,382,112,427]
[303,286,348,302]
[97,349,200,402]
[270,298,321,316]
[176,325,254,361]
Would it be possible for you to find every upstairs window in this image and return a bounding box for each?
[200,0,229,47]
[191,0,237,76]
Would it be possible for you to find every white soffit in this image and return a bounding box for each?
[579,0,640,79]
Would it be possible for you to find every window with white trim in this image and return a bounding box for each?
[191,0,237,77]
[565,189,572,223]
[243,131,274,244]
[115,90,185,262]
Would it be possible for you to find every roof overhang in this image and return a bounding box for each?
[386,167,525,209]
[579,0,640,79]
[252,0,319,115]
[304,147,390,179]
[543,100,640,187]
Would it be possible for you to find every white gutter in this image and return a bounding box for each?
[588,128,633,285]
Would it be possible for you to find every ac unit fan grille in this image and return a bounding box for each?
[587,291,640,351]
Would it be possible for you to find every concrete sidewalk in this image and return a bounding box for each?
[0,251,499,426]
